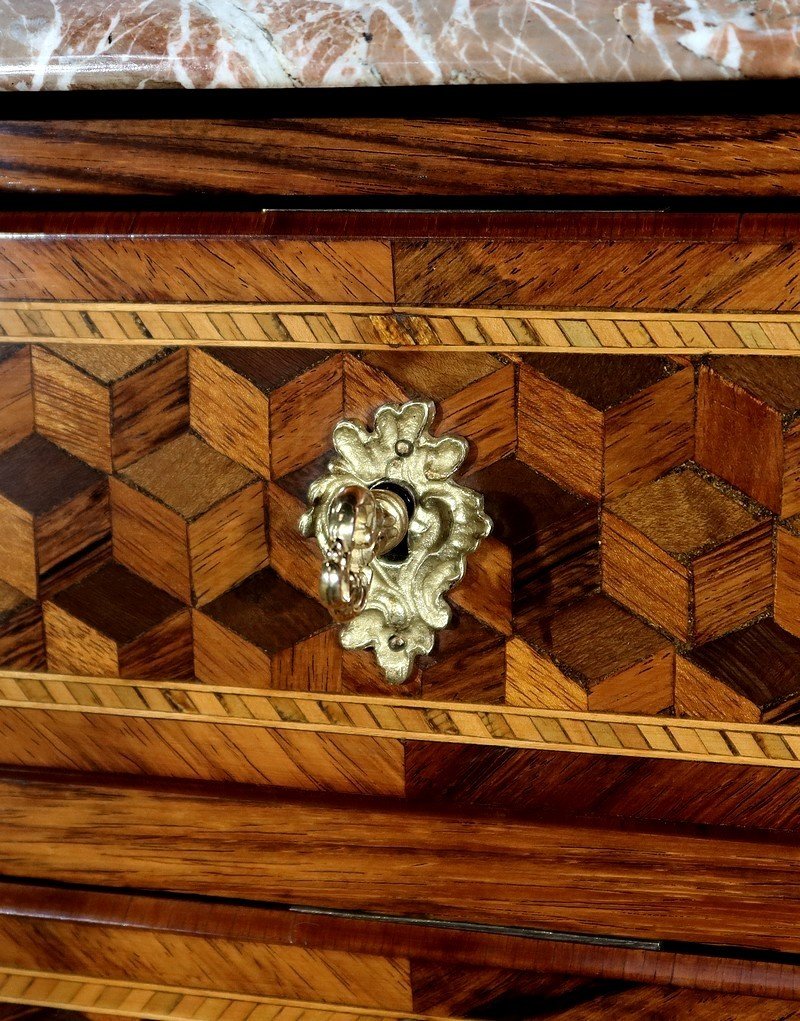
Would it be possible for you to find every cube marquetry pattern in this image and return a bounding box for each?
[0,344,796,723]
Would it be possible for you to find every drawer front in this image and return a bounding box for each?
[0,328,796,765]
[0,209,798,779]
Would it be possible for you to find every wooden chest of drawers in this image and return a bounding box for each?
[3,84,800,1021]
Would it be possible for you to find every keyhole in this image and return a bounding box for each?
[371,480,415,563]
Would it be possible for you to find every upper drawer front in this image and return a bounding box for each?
[0,210,799,774]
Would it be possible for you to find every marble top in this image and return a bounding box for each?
[2,1,799,91]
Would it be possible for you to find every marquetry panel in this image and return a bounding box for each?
[0,342,798,736]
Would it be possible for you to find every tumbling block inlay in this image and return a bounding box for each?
[697,356,800,516]
[345,351,515,475]
[459,457,599,631]
[0,434,110,599]
[43,562,194,679]
[0,345,33,454]
[0,579,44,671]
[190,348,270,477]
[111,432,268,605]
[3,340,800,734]
[518,353,694,500]
[192,348,344,480]
[777,515,800,638]
[507,592,674,714]
[603,467,773,645]
[194,567,339,690]
[676,620,800,724]
[32,344,189,473]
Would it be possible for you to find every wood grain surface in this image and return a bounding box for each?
[2,114,800,199]
[0,704,405,795]
[2,772,800,953]
[4,880,800,1005]
[403,742,800,832]
[1,210,800,309]
[2,968,800,1021]
[393,239,800,310]
[0,967,426,1021]
[0,886,415,1012]
[0,238,393,304]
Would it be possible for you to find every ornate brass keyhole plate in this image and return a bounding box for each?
[299,400,492,684]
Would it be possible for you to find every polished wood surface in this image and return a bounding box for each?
[3,106,800,1019]
[2,211,800,310]
[0,704,406,794]
[0,237,393,304]
[2,772,800,954]
[403,742,800,831]
[1,111,800,200]
[5,875,800,1005]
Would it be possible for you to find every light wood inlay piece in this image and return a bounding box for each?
[32,345,188,473]
[5,302,800,352]
[4,673,800,769]
[0,347,33,455]
[111,433,268,606]
[518,353,694,499]
[602,467,773,645]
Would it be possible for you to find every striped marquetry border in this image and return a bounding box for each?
[2,671,800,769]
[0,966,434,1021]
[2,302,800,352]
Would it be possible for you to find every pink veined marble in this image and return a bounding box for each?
[1,0,799,91]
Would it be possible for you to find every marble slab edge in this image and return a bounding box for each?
[2,1,800,92]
